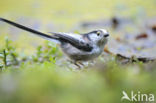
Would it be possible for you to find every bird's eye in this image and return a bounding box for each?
[97,32,100,36]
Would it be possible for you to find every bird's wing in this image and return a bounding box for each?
[49,32,93,52]
[0,18,58,42]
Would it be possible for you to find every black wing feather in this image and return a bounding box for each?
[50,32,93,51]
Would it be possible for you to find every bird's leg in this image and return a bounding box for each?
[68,60,81,69]
[77,61,84,66]
[74,62,81,69]
[75,61,86,69]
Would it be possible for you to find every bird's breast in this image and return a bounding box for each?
[60,43,102,61]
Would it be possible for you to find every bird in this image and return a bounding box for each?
[0,18,109,67]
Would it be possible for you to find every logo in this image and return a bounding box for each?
[121,91,154,102]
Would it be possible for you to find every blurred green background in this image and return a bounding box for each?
[0,0,156,26]
[0,0,156,103]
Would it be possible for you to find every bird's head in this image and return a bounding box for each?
[83,29,109,46]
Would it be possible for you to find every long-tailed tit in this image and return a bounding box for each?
[0,18,109,64]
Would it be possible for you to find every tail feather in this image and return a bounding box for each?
[0,18,58,42]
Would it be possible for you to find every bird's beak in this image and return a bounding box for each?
[104,34,109,37]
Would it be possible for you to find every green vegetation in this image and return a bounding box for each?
[0,38,156,103]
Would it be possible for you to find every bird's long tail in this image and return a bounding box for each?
[0,18,58,42]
